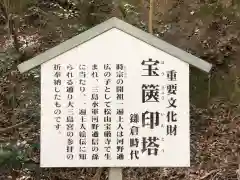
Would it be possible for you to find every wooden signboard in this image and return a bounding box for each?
[17,17,212,178]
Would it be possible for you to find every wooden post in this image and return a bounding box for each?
[109,168,122,180]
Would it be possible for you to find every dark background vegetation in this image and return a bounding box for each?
[0,0,239,179]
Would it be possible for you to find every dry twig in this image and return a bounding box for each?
[200,169,219,180]
[92,167,106,180]
[148,0,153,34]
[208,74,211,100]
[0,119,32,133]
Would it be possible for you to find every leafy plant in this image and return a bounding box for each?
[0,142,29,169]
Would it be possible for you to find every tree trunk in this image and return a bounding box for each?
[148,0,154,34]
[9,15,21,53]
[111,0,124,19]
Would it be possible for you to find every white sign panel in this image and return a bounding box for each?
[41,28,190,167]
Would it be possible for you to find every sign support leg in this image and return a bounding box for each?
[109,168,122,180]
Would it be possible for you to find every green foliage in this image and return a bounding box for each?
[30,143,40,150]
[0,148,13,165]
[0,149,22,169]
[0,142,30,169]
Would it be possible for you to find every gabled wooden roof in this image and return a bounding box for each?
[17,17,212,73]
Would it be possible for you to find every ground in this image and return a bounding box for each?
[0,0,240,179]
